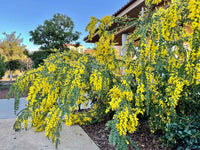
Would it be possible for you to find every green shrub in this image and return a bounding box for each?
[163,115,200,149]
[0,54,6,79]
[29,50,55,68]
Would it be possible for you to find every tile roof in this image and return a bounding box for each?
[66,44,83,47]
[84,49,95,52]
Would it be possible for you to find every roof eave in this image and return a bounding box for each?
[83,0,145,43]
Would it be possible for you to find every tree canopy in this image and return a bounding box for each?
[6,59,23,71]
[0,32,26,61]
[0,32,26,80]
[29,13,81,51]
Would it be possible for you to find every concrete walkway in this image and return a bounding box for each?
[0,98,99,150]
[0,98,27,119]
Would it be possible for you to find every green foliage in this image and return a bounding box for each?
[177,84,200,117]
[29,50,56,68]
[29,13,81,51]
[0,54,6,79]
[6,59,23,71]
[23,49,30,57]
[163,115,200,149]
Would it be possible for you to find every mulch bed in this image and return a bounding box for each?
[81,120,171,150]
[0,88,11,99]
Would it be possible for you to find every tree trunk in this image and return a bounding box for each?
[10,70,12,81]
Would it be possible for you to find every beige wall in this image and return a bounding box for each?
[68,45,85,53]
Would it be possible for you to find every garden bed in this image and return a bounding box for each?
[81,119,171,150]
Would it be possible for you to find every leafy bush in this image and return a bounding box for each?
[29,50,56,68]
[7,0,200,149]
[0,54,6,79]
[163,115,200,149]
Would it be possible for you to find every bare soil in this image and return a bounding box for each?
[0,88,10,99]
[81,120,171,150]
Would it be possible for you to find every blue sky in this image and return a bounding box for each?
[0,0,128,52]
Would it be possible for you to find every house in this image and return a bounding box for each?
[66,44,85,53]
[83,0,146,55]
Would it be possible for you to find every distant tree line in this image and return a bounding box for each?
[0,13,81,79]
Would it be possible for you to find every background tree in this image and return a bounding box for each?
[6,60,23,81]
[29,13,81,51]
[0,32,26,80]
[29,50,55,68]
[0,32,26,61]
[0,54,6,79]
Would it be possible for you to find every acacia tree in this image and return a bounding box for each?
[8,0,200,149]
[29,13,81,51]
[0,32,26,80]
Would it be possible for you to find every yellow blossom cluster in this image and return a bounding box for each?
[90,69,103,91]
[116,107,138,136]
[188,0,200,30]
[85,16,98,41]
[146,0,162,6]
[8,51,101,146]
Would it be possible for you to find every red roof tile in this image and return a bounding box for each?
[66,44,83,46]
